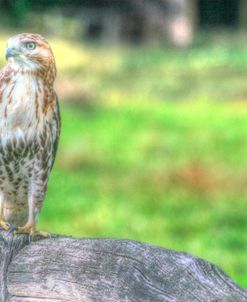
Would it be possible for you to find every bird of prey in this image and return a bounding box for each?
[0,33,60,236]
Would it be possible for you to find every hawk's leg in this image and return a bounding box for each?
[0,195,10,231]
[14,194,49,237]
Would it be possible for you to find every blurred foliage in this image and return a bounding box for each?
[0,0,114,26]
[46,102,247,288]
[0,30,246,287]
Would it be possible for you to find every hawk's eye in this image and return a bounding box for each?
[24,42,36,50]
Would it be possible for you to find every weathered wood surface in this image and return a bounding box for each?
[0,231,246,302]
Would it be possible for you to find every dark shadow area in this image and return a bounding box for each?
[199,0,240,28]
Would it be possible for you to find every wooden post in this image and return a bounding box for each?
[0,231,246,301]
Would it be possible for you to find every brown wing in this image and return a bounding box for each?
[49,94,61,170]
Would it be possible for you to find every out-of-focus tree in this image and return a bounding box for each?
[0,0,245,46]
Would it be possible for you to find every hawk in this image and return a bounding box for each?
[0,33,60,236]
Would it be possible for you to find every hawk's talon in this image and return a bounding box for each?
[14,225,49,238]
[6,224,18,235]
[0,220,10,231]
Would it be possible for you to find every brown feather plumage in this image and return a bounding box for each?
[0,33,60,235]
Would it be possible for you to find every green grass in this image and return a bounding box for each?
[39,101,247,287]
[1,31,246,287]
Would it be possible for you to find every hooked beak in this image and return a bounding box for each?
[5,47,17,60]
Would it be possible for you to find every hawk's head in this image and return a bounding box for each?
[6,33,55,72]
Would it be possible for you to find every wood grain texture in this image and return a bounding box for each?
[0,231,246,302]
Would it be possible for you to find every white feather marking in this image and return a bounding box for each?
[0,72,45,141]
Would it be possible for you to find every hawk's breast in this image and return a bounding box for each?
[0,72,45,133]
[0,72,52,226]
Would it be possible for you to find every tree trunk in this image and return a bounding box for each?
[0,231,246,302]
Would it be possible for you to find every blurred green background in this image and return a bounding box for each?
[0,0,246,287]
